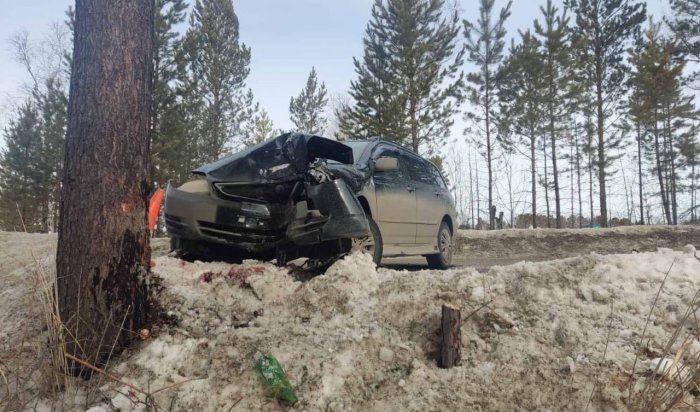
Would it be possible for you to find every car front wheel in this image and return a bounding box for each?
[426,221,452,269]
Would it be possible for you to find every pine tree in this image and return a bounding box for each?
[244,109,276,147]
[336,1,403,139]
[182,0,253,163]
[381,0,464,154]
[151,0,189,187]
[289,67,328,134]
[0,103,43,231]
[565,0,646,227]
[464,0,512,230]
[498,32,546,228]
[57,0,153,373]
[534,0,577,228]
[336,1,404,140]
[668,0,700,86]
[630,20,696,225]
[679,126,700,222]
[3,10,72,232]
[340,0,463,154]
[35,78,68,231]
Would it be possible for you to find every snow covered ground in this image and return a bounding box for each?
[2,228,700,411]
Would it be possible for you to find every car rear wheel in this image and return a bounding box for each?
[352,216,382,265]
[426,221,452,269]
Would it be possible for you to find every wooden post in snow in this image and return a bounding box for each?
[439,303,461,368]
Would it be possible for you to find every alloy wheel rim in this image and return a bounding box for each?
[440,229,452,259]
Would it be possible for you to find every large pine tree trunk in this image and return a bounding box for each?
[595,64,608,227]
[621,160,631,221]
[653,116,671,225]
[542,140,551,228]
[548,65,561,228]
[485,89,494,231]
[637,121,645,225]
[570,133,575,228]
[530,135,537,229]
[667,112,678,226]
[469,154,474,229]
[691,160,696,224]
[476,152,481,229]
[57,0,153,374]
[596,93,608,227]
[588,140,594,224]
[551,128,561,228]
[575,128,583,228]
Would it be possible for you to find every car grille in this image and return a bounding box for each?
[214,182,297,203]
[197,221,283,244]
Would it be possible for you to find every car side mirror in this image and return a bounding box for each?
[374,157,398,172]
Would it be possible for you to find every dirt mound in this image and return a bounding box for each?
[456,225,700,259]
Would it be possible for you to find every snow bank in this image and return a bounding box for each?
[3,230,699,411]
[79,248,700,411]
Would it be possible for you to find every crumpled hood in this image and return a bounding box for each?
[193,133,354,183]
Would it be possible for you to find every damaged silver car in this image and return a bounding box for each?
[165,132,457,269]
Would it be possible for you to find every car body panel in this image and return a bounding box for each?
[352,140,458,257]
[371,153,417,245]
[164,133,458,263]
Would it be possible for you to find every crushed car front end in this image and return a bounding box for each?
[164,133,371,262]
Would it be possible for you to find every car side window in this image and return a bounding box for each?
[373,148,404,181]
[403,155,433,185]
[426,163,448,190]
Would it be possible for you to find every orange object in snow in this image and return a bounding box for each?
[148,188,165,232]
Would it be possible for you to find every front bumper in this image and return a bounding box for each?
[164,178,370,255]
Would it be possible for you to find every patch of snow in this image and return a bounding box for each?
[4,230,700,411]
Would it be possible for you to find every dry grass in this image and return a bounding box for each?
[0,256,70,411]
[0,210,198,411]
[628,257,700,411]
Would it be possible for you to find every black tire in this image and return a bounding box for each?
[426,221,452,269]
[353,216,383,265]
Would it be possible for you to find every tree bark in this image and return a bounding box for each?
[439,303,461,368]
[476,152,481,229]
[637,121,645,225]
[588,140,594,225]
[575,127,583,228]
[530,134,537,229]
[469,153,474,229]
[547,51,561,229]
[542,139,551,228]
[485,88,494,231]
[570,129,574,228]
[667,111,678,226]
[57,0,153,375]
[692,161,696,224]
[653,115,671,225]
[621,159,631,222]
[595,39,608,227]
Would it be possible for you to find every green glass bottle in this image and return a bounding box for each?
[255,354,299,406]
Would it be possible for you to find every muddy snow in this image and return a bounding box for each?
[2,228,700,411]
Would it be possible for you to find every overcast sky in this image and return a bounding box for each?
[0,0,670,134]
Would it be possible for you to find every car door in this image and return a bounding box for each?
[371,147,417,245]
[403,155,447,245]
